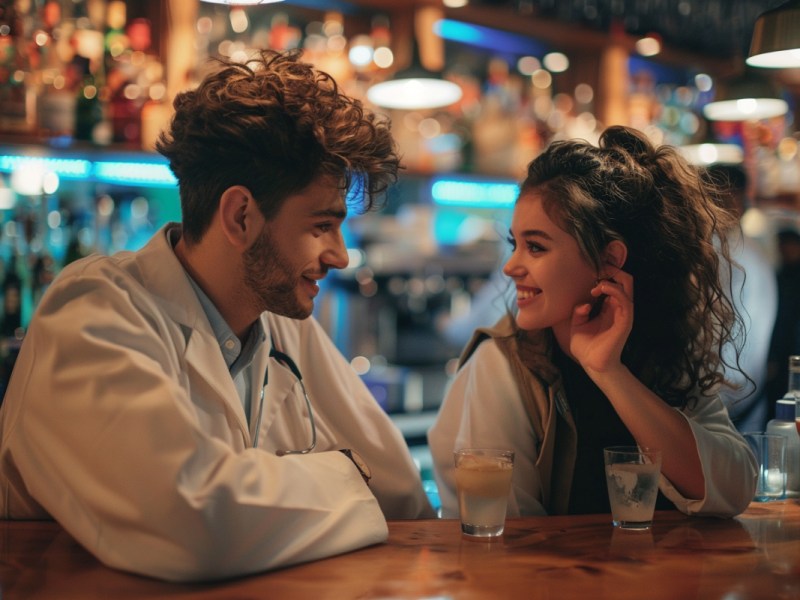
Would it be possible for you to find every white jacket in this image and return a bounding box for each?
[0,225,433,582]
[429,336,758,519]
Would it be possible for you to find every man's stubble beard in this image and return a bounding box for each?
[242,227,312,320]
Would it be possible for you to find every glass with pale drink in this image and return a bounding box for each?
[603,446,662,530]
[453,448,514,538]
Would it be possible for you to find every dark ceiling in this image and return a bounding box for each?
[472,0,786,61]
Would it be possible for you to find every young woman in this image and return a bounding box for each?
[428,125,757,518]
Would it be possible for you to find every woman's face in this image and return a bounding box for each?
[503,191,599,338]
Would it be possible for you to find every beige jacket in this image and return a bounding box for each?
[428,314,757,518]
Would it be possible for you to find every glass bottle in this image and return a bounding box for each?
[766,397,800,497]
[787,356,800,400]
[1,256,23,338]
[74,56,102,142]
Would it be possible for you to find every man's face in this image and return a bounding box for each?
[242,176,349,319]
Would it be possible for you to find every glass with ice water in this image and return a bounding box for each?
[744,433,786,501]
[453,448,514,538]
[603,446,662,530]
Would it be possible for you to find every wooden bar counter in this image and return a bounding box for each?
[2,501,798,599]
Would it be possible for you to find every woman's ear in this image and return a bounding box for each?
[603,239,628,271]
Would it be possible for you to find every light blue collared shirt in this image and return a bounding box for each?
[169,227,266,423]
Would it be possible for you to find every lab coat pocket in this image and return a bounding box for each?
[256,364,336,455]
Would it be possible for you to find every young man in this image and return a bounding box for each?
[0,50,433,582]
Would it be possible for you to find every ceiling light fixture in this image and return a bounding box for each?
[747,0,800,68]
[679,143,744,166]
[367,8,462,111]
[702,70,788,121]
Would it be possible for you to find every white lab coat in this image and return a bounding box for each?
[0,224,433,582]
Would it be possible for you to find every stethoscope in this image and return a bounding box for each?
[252,345,317,456]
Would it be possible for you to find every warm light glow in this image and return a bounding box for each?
[635,35,661,57]
[149,82,166,101]
[741,207,769,238]
[778,136,798,160]
[350,356,371,376]
[197,16,213,35]
[229,8,249,34]
[349,35,373,67]
[575,83,594,104]
[531,69,552,89]
[543,52,569,73]
[517,55,541,75]
[123,83,142,100]
[327,35,347,53]
[373,47,393,69]
[679,143,743,166]
[748,48,800,68]
[703,98,788,121]
[418,117,441,139]
[367,78,462,110]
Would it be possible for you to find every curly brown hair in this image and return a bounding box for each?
[520,125,742,407]
[156,49,400,245]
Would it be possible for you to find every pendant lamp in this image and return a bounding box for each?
[679,143,744,166]
[702,70,788,121]
[367,7,462,111]
[747,0,800,68]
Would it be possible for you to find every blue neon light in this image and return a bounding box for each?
[431,178,519,208]
[0,155,92,179]
[93,161,177,187]
[434,19,547,56]
[0,153,177,187]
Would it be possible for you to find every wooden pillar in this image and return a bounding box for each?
[597,42,629,127]
[164,0,198,103]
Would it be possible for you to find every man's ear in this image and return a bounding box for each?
[218,186,263,251]
[603,239,628,271]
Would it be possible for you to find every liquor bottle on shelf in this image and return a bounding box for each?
[1,256,23,338]
[0,3,36,136]
[108,18,155,147]
[74,55,103,142]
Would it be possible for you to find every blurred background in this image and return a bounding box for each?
[2,0,800,506]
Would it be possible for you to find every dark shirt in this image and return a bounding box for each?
[553,346,673,514]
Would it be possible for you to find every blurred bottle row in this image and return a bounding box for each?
[0,0,168,149]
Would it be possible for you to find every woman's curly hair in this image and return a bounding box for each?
[521,125,742,407]
[156,49,400,244]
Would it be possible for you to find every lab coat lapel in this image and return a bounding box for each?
[134,224,251,443]
[183,327,251,442]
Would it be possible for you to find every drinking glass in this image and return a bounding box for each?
[604,446,662,530]
[453,448,514,539]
